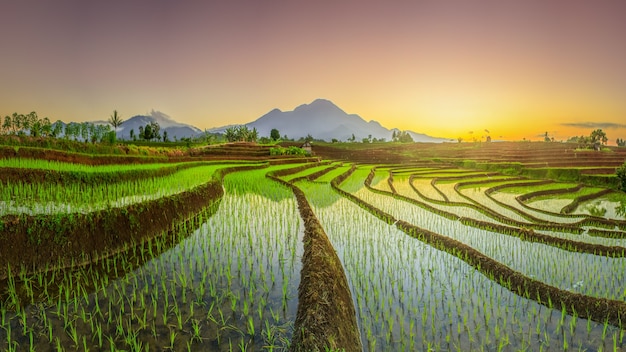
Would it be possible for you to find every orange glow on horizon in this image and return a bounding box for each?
[1,1,625,143]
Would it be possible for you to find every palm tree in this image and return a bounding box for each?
[224,126,236,142]
[108,110,124,130]
[249,127,259,142]
[236,125,249,142]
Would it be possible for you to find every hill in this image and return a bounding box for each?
[113,110,202,140]
[212,99,448,143]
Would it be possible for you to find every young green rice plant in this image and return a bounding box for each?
[299,170,624,351]
[247,316,255,337]
[0,163,242,215]
[0,164,299,350]
[348,170,626,302]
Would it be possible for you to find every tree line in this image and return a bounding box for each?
[2,112,62,138]
[565,129,609,150]
[0,110,172,144]
[1,111,115,143]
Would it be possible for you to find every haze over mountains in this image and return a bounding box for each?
[108,110,202,140]
[210,99,448,143]
[104,100,447,142]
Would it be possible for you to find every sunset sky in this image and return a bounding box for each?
[1,1,625,142]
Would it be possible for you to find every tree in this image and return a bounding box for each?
[143,124,153,141]
[80,122,91,142]
[162,130,168,142]
[393,130,414,143]
[13,113,23,135]
[270,128,280,141]
[544,132,551,142]
[90,124,98,143]
[91,124,111,143]
[30,118,42,137]
[224,125,257,142]
[202,130,216,145]
[150,121,160,141]
[108,110,124,130]
[22,111,37,136]
[139,122,160,141]
[51,120,63,138]
[41,117,52,137]
[224,127,236,142]
[235,125,249,142]
[129,129,135,141]
[398,131,414,143]
[268,128,278,141]
[249,127,259,142]
[3,115,12,134]
[65,122,79,140]
[590,129,608,149]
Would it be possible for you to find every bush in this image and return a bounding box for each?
[269,146,309,156]
[617,161,626,192]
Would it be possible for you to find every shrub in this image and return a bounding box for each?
[269,146,309,156]
[616,161,626,192]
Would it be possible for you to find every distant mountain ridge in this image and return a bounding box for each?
[212,99,448,143]
[89,100,447,142]
[113,110,202,140]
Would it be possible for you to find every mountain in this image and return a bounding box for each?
[90,101,446,143]
[114,110,202,140]
[242,99,447,142]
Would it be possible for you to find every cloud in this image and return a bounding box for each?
[560,122,626,129]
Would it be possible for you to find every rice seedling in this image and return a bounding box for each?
[295,166,624,351]
[342,167,626,302]
[3,151,625,351]
[0,163,243,216]
[0,162,308,350]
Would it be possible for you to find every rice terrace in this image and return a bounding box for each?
[3,1,626,350]
[1,134,626,351]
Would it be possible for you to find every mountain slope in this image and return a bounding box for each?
[115,110,202,140]
[245,99,447,142]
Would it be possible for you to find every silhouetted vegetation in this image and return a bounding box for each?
[270,128,280,141]
[138,121,161,141]
[391,130,414,143]
[224,125,258,142]
[567,129,608,150]
[108,110,124,131]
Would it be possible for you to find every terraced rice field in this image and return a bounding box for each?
[1,143,626,351]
